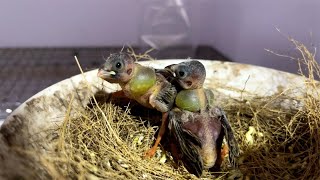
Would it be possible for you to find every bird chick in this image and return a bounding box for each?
[97,52,177,157]
[166,60,239,177]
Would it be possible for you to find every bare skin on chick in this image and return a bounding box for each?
[166,60,239,177]
[97,52,177,158]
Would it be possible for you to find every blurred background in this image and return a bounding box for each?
[1,0,320,123]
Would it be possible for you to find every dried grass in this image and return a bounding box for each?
[226,37,320,179]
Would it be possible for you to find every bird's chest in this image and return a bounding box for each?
[175,89,207,112]
[121,67,157,108]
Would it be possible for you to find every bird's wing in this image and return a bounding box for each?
[155,68,183,91]
[151,74,177,112]
[168,110,204,177]
[217,108,240,167]
[155,68,175,82]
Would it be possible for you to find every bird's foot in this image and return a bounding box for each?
[221,144,229,159]
[144,147,157,158]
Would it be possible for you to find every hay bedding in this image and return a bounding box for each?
[43,92,318,180]
[5,40,320,179]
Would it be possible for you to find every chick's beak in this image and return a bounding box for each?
[97,68,116,79]
[165,64,178,77]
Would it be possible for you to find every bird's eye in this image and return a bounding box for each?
[115,62,122,69]
[178,71,185,77]
[176,66,188,78]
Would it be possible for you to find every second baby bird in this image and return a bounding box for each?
[166,60,239,177]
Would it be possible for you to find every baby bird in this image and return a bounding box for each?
[97,52,177,157]
[166,60,239,177]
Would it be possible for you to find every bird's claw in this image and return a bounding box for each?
[221,144,229,159]
[144,147,157,158]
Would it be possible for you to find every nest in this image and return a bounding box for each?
[6,40,320,179]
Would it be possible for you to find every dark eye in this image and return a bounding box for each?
[178,71,185,77]
[177,70,188,79]
[115,62,122,69]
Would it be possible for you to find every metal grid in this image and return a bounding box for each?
[0,46,228,123]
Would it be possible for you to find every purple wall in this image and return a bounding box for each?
[0,0,319,73]
[0,0,143,46]
[199,0,320,73]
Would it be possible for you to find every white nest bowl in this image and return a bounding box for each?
[0,60,309,179]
